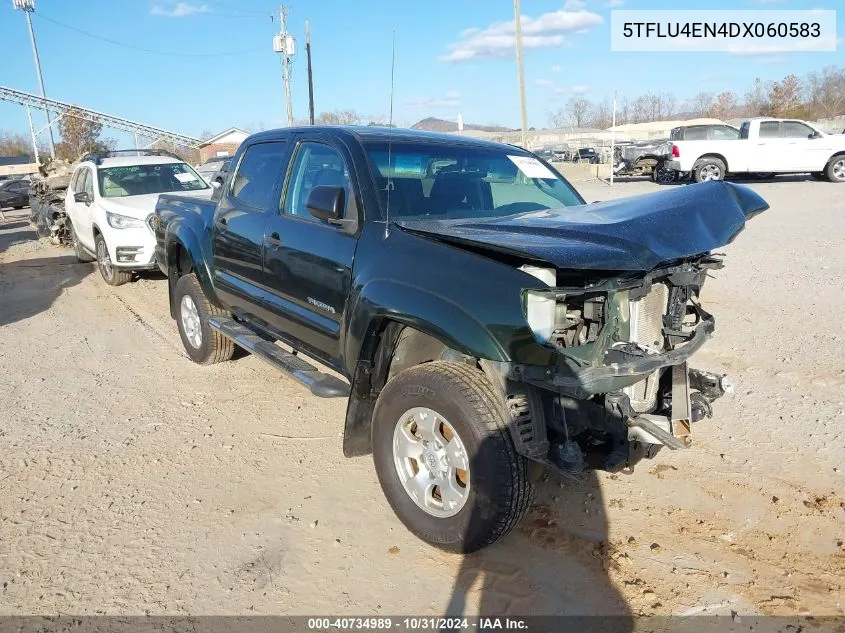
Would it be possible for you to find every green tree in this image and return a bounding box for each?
[55,108,114,160]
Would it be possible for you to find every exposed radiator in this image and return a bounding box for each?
[625,283,669,413]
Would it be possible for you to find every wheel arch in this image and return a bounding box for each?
[164,230,215,319]
[695,153,729,172]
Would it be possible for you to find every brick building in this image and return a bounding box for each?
[198,128,249,163]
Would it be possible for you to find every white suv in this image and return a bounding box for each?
[66,150,211,285]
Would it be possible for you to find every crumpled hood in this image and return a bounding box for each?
[99,189,213,219]
[396,181,768,271]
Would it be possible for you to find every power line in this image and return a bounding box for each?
[34,12,264,57]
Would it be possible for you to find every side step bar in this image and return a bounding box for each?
[208,317,350,398]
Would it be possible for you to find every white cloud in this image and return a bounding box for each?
[572,84,589,94]
[535,79,555,87]
[439,7,604,62]
[564,0,586,9]
[550,65,563,73]
[150,2,209,17]
[405,91,462,109]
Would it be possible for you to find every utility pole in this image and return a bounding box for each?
[26,106,40,167]
[514,0,528,149]
[306,20,315,125]
[273,5,295,126]
[14,0,56,159]
[610,89,617,186]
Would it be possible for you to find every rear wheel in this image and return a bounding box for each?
[95,233,132,286]
[652,164,677,184]
[825,156,845,183]
[693,157,726,183]
[372,361,533,553]
[174,273,234,365]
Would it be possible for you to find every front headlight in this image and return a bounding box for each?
[106,211,145,229]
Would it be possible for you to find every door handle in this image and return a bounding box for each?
[267,232,282,247]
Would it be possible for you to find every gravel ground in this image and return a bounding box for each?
[0,177,843,617]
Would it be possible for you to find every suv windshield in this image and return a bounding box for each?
[365,142,583,220]
[98,163,208,198]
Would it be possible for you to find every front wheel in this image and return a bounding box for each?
[372,361,533,553]
[693,157,726,183]
[95,234,132,286]
[825,156,845,183]
[174,273,234,365]
[70,222,95,263]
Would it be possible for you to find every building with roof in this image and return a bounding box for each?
[198,128,249,163]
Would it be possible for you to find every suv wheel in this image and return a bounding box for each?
[693,157,726,183]
[372,361,533,553]
[174,273,234,365]
[825,156,845,183]
[95,234,132,286]
[70,222,94,263]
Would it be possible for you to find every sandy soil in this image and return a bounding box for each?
[0,176,842,617]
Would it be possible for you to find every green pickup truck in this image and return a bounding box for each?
[153,126,767,552]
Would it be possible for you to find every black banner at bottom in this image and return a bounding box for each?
[0,616,842,633]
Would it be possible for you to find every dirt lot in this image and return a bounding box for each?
[0,177,843,617]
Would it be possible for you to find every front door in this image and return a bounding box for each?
[780,120,829,172]
[69,167,97,251]
[262,139,359,369]
[212,140,290,315]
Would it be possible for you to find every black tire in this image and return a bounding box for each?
[811,172,828,181]
[692,157,726,183]
[372,361,533,553]
[174,273,234,365]
[652,164,677,184]
[70,222,95,263]
[824,155,845,183]
[94,233,132,286]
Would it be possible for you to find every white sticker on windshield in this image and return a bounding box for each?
[174,172,198,183]
[507,155,555,179]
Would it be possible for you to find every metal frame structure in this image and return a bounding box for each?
[0,85,203,149]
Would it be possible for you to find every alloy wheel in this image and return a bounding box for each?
[96,239,113,280]
[392,407,470,518]
[180,295,203,349]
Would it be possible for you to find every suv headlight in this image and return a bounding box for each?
[106,211,145,229]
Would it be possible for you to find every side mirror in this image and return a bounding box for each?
[74,192,91,204]
[211,180,222,189]
[306,185,345,222]
[809,131,821,139]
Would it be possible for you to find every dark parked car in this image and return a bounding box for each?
[0,178,30,209]
[574,147,599,163]
[151,126,766,552]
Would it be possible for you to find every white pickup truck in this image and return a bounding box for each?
[665,118,845,183]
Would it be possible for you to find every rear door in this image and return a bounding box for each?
[261,136,360,369]
[211,139,291,316]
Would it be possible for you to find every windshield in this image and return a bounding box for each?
[97,163,208,198]
[364,142,583,220]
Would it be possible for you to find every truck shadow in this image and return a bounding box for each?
[443,448,632,629]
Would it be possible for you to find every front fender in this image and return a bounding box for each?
[164,221,217,316]
[345,278,509,373]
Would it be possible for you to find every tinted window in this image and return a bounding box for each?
[230,142,288,210]
[759,122,780,138]
[684,127,709,141]
[284,143,351,219]
[713,126,739,140]
[739,122,750,139]
[781,121,815,138]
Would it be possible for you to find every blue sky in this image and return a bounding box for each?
[0,0,841,146]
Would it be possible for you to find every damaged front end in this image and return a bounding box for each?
[496,257,733,474]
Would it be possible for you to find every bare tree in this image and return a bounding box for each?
[744,78,772,117]
[690,92,715,117]
[657,93,677,119]
[708,92,737,121]
[317,109,361,125]
[588,99,613,129]
[805,66,845,119]
[547,109,567,129]
[565,97,592,128]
